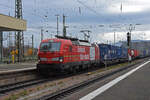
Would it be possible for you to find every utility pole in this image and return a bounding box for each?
[63,14,67,37]
[41,28,44,41]
[55,14,59,36]
[0,31,3,63]
[114,32,115,46]
[32,35,34,51]
[32,35,34,58]
[15,0,23,62]
[8,12,12,54]
[22,32,24,58]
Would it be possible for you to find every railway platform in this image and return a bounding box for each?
[60,59,150,100]
[0,62,36,73]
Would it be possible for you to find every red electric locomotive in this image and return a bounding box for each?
[128,49,140,59]
[37,37,100,74]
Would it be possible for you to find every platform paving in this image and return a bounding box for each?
[0,62,37,72]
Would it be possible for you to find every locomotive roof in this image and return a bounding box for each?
[41,38,70,43]
[55,35,91,46]
[41,37,91,46]
[78,41,91,46]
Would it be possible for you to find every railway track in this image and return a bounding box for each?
[34,59,145,100]
[0,78,48,94]
[0,71,80,94]
[0,62,108,94]
[0,68,37,87]
[0,66,100,94]
[0,58,147,100]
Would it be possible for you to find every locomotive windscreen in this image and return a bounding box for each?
[40,42,61,52]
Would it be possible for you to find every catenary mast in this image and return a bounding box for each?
[15,0,24,62]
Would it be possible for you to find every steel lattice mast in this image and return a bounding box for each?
[15,0,24,62]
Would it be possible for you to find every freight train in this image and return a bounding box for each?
[37,37,100,74]
[37,37,146,75]
[98,44,139,64]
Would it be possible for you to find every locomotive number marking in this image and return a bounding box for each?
[78,48,85,53]
[80,54,89,60]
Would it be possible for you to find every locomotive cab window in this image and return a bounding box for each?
[40,42,61,52]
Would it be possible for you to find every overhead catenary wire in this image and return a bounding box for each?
[0,1,125,18]
[0,0,145,44]
[76,0,100,16]
[0,3,45,19]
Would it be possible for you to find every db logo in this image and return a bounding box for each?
[131,50,134,56]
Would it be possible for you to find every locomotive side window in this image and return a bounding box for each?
[40,42,61,52]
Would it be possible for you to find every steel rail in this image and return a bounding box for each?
[34,59,145,100]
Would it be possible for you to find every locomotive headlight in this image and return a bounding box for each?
[59,57,63,62]
[59,58,63,62]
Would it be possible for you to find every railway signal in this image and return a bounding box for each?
[127,32,130,47]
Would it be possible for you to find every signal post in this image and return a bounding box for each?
[0,31,3,63]
[127,32,131,62]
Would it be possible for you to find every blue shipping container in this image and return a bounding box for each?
[98,44,128,62]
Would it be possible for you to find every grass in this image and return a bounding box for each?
[18,90,28,96]
[57,81,63,85]
[89,61,136,75]
[5,94,18,100]
[5,90,28,100]
[37,87,40,91]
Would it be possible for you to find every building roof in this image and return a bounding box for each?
[0,14,26,31]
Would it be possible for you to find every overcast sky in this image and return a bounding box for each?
[0,0,150,47]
